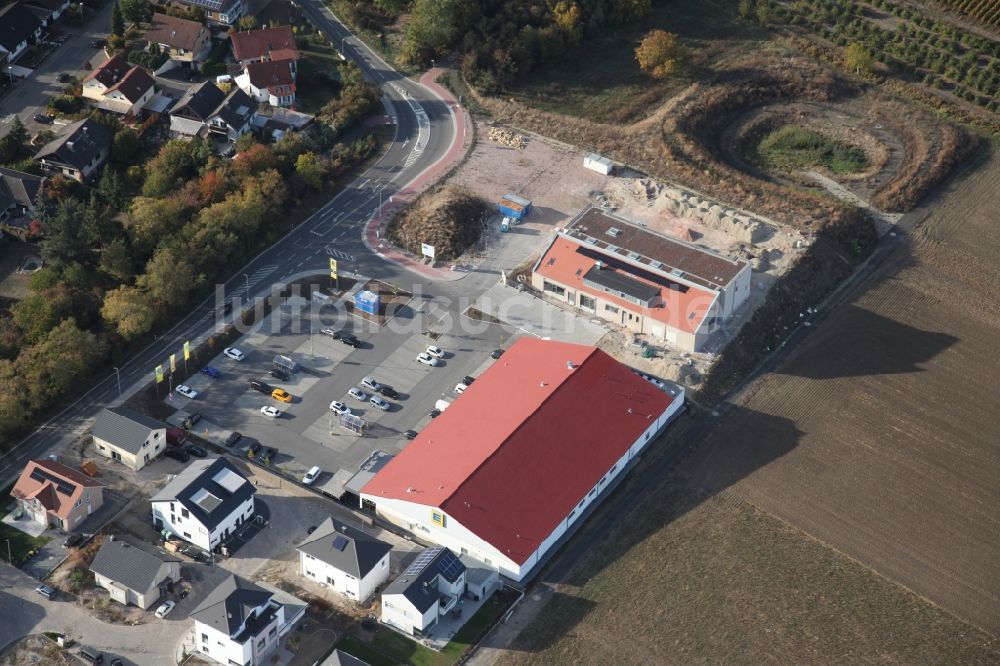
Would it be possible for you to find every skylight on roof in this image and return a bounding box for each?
[191,488,222,514]
[332,535,349,551]
[606,227,621,237]
[213,468,246,495]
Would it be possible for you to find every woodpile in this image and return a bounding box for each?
[488,126,526,149]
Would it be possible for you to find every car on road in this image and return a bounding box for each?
[260,405,280,418]
[416,351,439,367]
[378,385,398,399]
[250,379,272,394]
[164,447,190,462]
[176,385,198,399]
[225,432,242,447]
[369,395,390,411]
[329,401,351,416]
[302,466,321,485]
[271,388,292,403]
[200,366,221,378]
[320,328,339,338]
[246,440,262,456]
[185,443,207,458]
[404,429,418,440]
[33,113,53,124]
[339,334,361,347]
[258,446,278,463]
[269,368,289,381]
[154,600,176,618]
[56,72,70,82]
[491,349,504,359]
[90,39,106,48]
[426,345,446,358]
[348,387,367,401]
[224,347,245,361]
[63,533,85,548]
[35,584,55,599]
[361,376,382,392]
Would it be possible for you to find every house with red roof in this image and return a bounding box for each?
[360,338,685,582]
[11,459,105,531]
[81,54,156,116]
[532,207,751,352]
[235,59,296,108]
[230,25,298,69]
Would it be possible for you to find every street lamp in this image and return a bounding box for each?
[78,2,84,21]
[4,539,11,564]
[113,366,122,398]
[243,273,250,296]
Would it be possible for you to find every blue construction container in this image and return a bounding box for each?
[354,290,380,316]
[497,193,532,220]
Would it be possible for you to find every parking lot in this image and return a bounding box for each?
[162,291,512,499]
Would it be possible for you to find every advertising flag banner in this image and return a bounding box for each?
[170,354,176,373]
[155,365,164,383]
[183,340,191,361]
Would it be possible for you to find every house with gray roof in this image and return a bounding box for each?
[33,118,113,182]
[91,406,167,471]
[320,650,371,666]
[171,81,256,142]
[380,547,466,636]
[0,167,45,231]
[191,574,288,666]
[90,536,180,609]
[151,458,256,552]
[297,517,392,603]
[0,3,43,64]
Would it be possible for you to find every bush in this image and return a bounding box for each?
[48,94,82,114]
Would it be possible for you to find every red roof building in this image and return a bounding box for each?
[230,25,298,65]
[360,338,684,581]
[12,459,105,531]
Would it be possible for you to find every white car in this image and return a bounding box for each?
[454,382,468,395]
[320,328,338,338]
[369,395,390,411]
[361,376,382,392]
[154,600,175,618]
[176,385,198,399]
[348,387,367,401]
[416,352,439,367]
[426,345,446,358]
[224,347,245,361]
[302,466,321,485]
[260,405,280,418]
[329,401,351,416]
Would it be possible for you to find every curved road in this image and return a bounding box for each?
[0,6,462,482]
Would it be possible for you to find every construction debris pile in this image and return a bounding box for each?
[488,127,526,149]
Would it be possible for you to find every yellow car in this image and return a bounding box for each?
[271,388,293,403]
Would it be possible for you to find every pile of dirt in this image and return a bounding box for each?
[386,186,491,261]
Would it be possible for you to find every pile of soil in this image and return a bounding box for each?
[387,186,491,261]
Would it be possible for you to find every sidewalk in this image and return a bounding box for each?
[363,67,474,282]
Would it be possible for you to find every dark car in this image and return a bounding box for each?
[306,525,317,534]
[225,431,242,447]
[56,72,70,82]
[90,39,106,48]
[185,443,207,458]
[246,440,262,456]
[490,349,504,359]
[429,409,441,419]
[33,114,54,124]
[378,385,398,399]
[200,366,221,378]
[182,413,202,429]
[63,533,85,548]
[257,446,278,464]
[403,429,418,440]
[340,335,361,347]
[463,375,476,386]
[164,447,190,462]
[249,379,272,394]
[269,368,289,381]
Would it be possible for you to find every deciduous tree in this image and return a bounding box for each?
[844,42,874,74]
[634,30,689,79]
[98,238,134,282]
[111,1,125,37]
[101,285,155,339]
[119,0,151,24]
[552,2,583,46]
[139,247,196,309]
[294,152,326,190]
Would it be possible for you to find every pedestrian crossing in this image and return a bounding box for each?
[326,247,355,262]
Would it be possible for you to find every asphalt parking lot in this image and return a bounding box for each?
[162,295,508,498]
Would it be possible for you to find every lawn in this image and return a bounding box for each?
[755,125,869,174]
[0,520,51,566]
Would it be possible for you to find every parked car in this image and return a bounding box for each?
[35,584,55,599]
[250,379,272,394]
[225,431,242,447]
[429,409,441,419]
[490,349,504,359]
[186,413,202,427]
[166,427,186,446]
[361,376,382,392]
[378,385,398,399]
[33,113,53,124]
[454,382,468,395]
[56,72,70,82]
[154,600,176,618]
[302,466,321,485]
[369,395,390,411]
[258,446,278,463]
[348,387,367,401]
[320,328,339,338]
[224,347,245,361]
[463,375,476,386]
[90,39,106,48]
[329,401,351,416]
[426,345,446,358]
[164,447,190,462]
[404,429,418,440]
[185,443,207,458]
[271,388,292,403]
[176,385,198,399]
[260,405,280,418]
[63,533,85,548]
[200,366,221,378]
[269,368,289,381]
[416,352,439,367]
[340,335,361,348]
[246,440,262,456]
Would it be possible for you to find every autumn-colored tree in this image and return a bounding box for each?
[101,285,155,339]
[198,171,228,204]
[139,247,196,309]
[232,143,277,178]
[552,1,583,46]
[98,238,134,282]
[844,42,873,74]
[295,152,327,190]
[634,29,689,79]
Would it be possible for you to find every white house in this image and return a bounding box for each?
[0,4,43,64]
[90,536,181,609]
[192,575,290,666]
[361,338,685,582]
[151,458,255,553]
[91,406,167,471]
[380,547,466,636]
[297,517,392,603]
[81,55,156,116]
[235,59,295,107]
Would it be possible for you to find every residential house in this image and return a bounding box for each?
[235,59,295,107]
[191,575,290,666]
[90,536,181,609]
[230,25,297,71]
[0,4,43,64]
[0,167,45,228]
[251,106,313,140]
[320,650,371,666]
[151,458,256,553]
[90,405,167,471]
[176,0,245,26]
[145,13,211,70]
[82,54,156,116]
[24,0,72,24]
[380,547,466,637]
[170,81,255,141]
[297,517,392,603]
[11,459,105,531]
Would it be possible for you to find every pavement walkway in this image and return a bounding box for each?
[363,67,474,282]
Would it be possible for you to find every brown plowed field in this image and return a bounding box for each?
[687,151,1000,635]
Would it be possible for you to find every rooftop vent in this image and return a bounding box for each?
[584,236,597,245]
[606,227,622,238]
[627,251,640,260]
[649,260,662,269]
[567,361,575,370]
[606,245,618,253]
[671,268,685,277]
[594,260,604,269]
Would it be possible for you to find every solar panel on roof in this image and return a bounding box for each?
[436,550,464,580]
[332,535,349,551]
[30,469,75,496]
[404,547,443,577]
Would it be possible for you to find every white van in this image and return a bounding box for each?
[435,399,452,412]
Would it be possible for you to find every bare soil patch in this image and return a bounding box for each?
[386,186,492,261]
[0,634,74,666]
[0,238,41,302]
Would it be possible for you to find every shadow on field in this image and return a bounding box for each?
[779,304,958,380]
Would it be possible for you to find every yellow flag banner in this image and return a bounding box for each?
[183,340,191,361]
[155,365,164,383]
[170,354,176,373]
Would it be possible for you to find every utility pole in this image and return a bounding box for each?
[4,539,11,564]
[113,367,122,398]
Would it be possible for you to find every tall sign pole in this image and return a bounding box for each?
[329,258,338,290]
